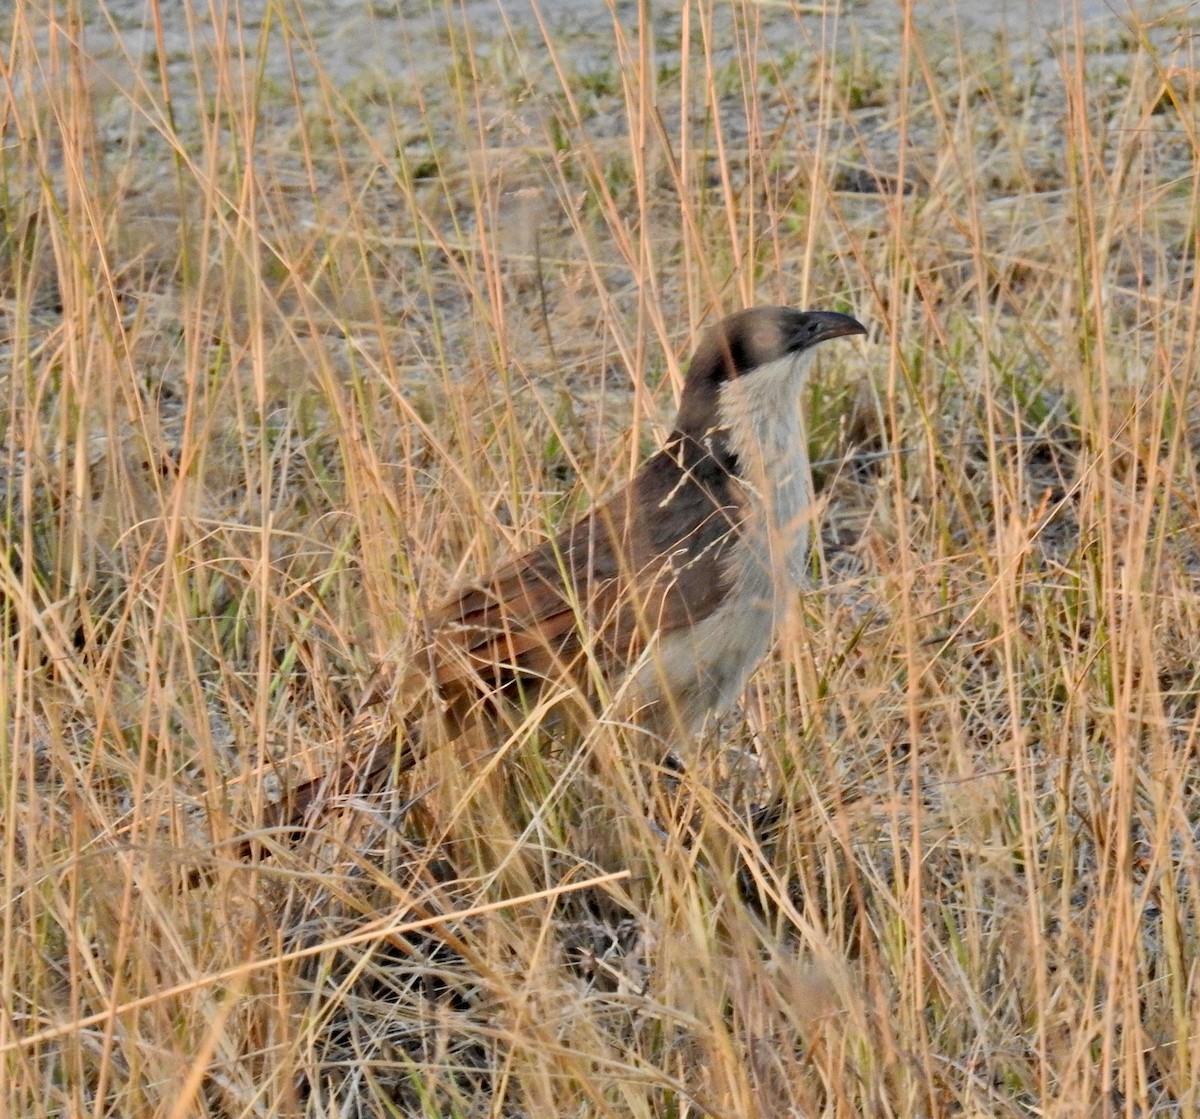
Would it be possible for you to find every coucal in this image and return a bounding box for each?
[245,306,866,851]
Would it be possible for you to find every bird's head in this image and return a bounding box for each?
[675,306,866,437]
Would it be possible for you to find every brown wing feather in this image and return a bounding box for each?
[424,434,743,713]
[429,491,632,699]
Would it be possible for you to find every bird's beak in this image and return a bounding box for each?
[790,311,868,350]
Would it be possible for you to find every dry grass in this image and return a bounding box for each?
[2,0,1199,1115]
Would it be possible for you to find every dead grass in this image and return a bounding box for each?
[2,0,1199,1115]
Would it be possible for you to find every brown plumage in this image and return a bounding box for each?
[429,426,741,719]
[245,307,865,851]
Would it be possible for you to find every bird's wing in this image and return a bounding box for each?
[426,440,743,701]
[428,493,633,695]
[625,445,744,637]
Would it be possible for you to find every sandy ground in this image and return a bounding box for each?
[74,0,1187,105]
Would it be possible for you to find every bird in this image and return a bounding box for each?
[243,306,866,853]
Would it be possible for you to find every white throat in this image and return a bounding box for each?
[717,350,815,606]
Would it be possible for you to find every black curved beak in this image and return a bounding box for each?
[788,310,868,352]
